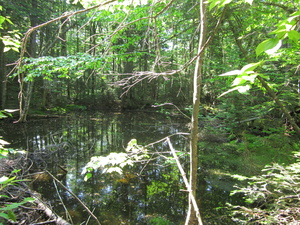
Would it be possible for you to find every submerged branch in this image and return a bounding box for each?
[46,170,102,225]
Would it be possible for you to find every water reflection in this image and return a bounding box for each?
[1,112,238,224]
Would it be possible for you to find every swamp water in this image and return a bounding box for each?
[1,112,242,224]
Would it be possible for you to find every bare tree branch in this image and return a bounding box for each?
[166,137,203,225]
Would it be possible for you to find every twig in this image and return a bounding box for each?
[31,220,56,225]
[115,5,228,94]
[152,103,190,119]
[46,170,101,225]
[145,132,190,148]
[85,207,96,225]
[166,137,203,225]
[53,179,73,224]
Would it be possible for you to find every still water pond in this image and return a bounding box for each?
[1,112,240,224]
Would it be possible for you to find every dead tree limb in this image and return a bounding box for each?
[166,137,203,225]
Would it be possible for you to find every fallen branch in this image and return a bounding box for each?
[19,182,71,225]
[33,197,71,225]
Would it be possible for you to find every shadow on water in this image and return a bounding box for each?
[1,112,242,224]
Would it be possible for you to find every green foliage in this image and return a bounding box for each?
[50,107,66,114]
[0,160,32,224]
[219,9,300,98]
[82,139,149,181]
[0,123,23,159]
[148,216,174,225]
[218,62,263,97]
[0,197,34,223]
[229,152,300,224]
[65,104,87,111]
[19,53,106,81]
[0,7,20,52]
[0,111,31,224]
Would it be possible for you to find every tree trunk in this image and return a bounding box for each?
[186,0,206,224]
[18,0,38,122]
[0,40,6,109]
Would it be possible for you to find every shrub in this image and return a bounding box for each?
[229,152,300,224]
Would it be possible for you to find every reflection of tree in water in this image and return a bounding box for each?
[2,112,189,224]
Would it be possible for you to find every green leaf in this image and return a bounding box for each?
[0,212,9,220]
[231,174,248,181]
[0,16,5,25]
[256,38,281,56]
[7,210,16,222]
[208,0,232,10]
[84,173,93,181]
[232,77,246,86]
[288,30,300,43]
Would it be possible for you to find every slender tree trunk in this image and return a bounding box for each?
[186,1,206,224]
[0,40,6,109]
[18,0,38,122]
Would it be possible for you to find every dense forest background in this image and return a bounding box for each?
[0,0,296,114]
[0,0,299,125]
[0,0,300,224]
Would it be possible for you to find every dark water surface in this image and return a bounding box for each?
[1,112,239,224]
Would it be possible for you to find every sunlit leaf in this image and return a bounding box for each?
[219,70,241,76]
[218,86,241,98]
[105,167,123,174]
[4,109,19,113]
[256,38,281,56]
[265,40,282,55]
[84,173,93,181]
[218,85,251,98]
[0,139,10,146]
[0,176,10,184]
[231,174,248,181]
[241,62,263,72]
[241,74,258,83]
[237,85,251,93]
[232,77,245,86]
